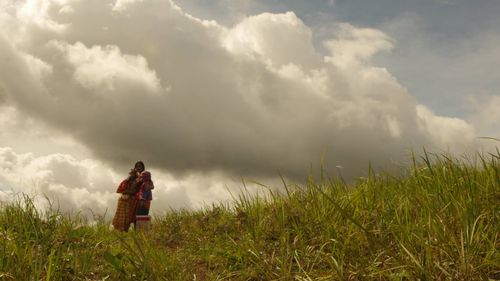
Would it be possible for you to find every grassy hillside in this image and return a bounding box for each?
[0,152,499,280]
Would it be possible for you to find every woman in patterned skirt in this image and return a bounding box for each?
[112,161,145,231]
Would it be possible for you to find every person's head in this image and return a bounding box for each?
[134,161,145,173]
[140,171,151,182]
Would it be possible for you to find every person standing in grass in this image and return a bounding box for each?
[136,171,154,216]
[112,161,145,231]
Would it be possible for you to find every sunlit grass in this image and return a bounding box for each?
[0,152,499,280]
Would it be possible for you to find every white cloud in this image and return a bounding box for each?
[13,0,70,33]
[324,23,394,68]
[0,147,118,215]
[112,0,145,12]
[467,95,500,138]
[0,0,484,212]
[416,105,476,150]
[0,105,91,157]
[224,11,321,69]
[50,41,162,92]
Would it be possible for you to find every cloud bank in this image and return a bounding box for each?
[0,146,251,218]
[0,0,483,214]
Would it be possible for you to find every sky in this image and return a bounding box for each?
[0,0,499,217]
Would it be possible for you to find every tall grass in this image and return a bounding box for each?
[0,152,498,280]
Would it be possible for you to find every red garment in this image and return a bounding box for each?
[136,171,154,201]
[112,195,132,231]
[116,179,129,193]
[113,178,140,231]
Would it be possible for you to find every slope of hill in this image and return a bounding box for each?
[0,152,498,280]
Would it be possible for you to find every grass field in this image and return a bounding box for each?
[0,152,499,280]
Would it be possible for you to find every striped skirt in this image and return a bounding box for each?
[112,195,137,231]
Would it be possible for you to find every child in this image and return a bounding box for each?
[136,171,154,216]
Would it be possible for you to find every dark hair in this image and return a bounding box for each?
[134,161,145,170]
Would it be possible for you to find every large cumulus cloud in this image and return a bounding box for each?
[0,0,478,186]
